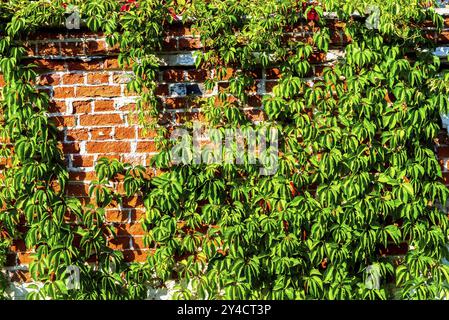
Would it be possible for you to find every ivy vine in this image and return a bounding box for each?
[1,0,449,300]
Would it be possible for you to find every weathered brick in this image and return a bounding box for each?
[62,142,81,154]
[136,141,157,153]
[72,155,95,167]
[123,249,148,262]
[266,68,281,79]
[162,37,178,51]
[90,127,113,140]
[87,72,110,85]
[63,73,85,85]
[163,69,185,82]
[79,114,123,126]
[48,100,67,113]
[60,41,85,56]
[38,74,60,86]
[72,100,92,114]
[53,86,75,99]
[115,127,136,140]
[66,183,89,196]
[178,37,202,50]
[116,223,145,236]
[31,59,66,71]
[106,210,130,223]
[86,141,131,153]
[66,129,89,141]
[76,85,121,97]
[86,40,108,54]
[17,253,34,265]
[38,42,60,56]
[165,97,188,109]
[69,171,97,182]
[67,60,103,71]
[109,237,132,250]
[94,100,115,112]
[51,115,76,128]
[186,69,207,81]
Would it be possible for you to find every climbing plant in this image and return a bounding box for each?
[1,0,449,300]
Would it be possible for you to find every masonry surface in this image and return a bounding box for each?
[2,15,449,284]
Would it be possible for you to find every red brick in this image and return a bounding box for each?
[248,95,262,107]
[175,111,205,124]
[67,183,89,196]
[76,86,121,97]
[69,171,97,181]
[122,196,144,208]
[23,42,35,57]
[17,253,34,265]
[104,58,120,70]
[67,60,103,71]
[165,97,188,109]
[309,52,326,63]
[11,240,27,253]
[120,154,146,166]
[266,68,281,79]
[79,114,123,126]
[51,115,75,128]
[53,86,75,99]
[72,100,92,113]
[123,249,148,262]
[31,59,66,71]
[115,127,136,140]
[63,73,85,85]
[265,81,277,93]
[178,37,202,49]
[72,155,95,167]
[38,74,60,86]
[443,172,449,185]
[155,84,169,96]
[163,69,185,82]
[94,100,115,112]
[106,210,129,223]
[86,141,130,153]
[10,270,32,283]
[137,128,157,139]
[62,142,81,153]
[38,42,60,55]
[130,209,145,222]
[136,141,157,153]
[116,223,145,236]
[86,40,108,54]
[60,41,85,56]
[314,65,326,76]
[438,147,449,158]
[113,72,132,84]
[109,237,132,250]
[66,129,89,141]
[132,237,146,250]
[118,103,136,112]
[166,24,193,36]
[48,100,67,113]
[90,127,113,140]
[162,37,178,51]
[87,72,110,85]
[5,253,17,267]
[186,69,208,81]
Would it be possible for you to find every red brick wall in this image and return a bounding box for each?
[2,16,449,281]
